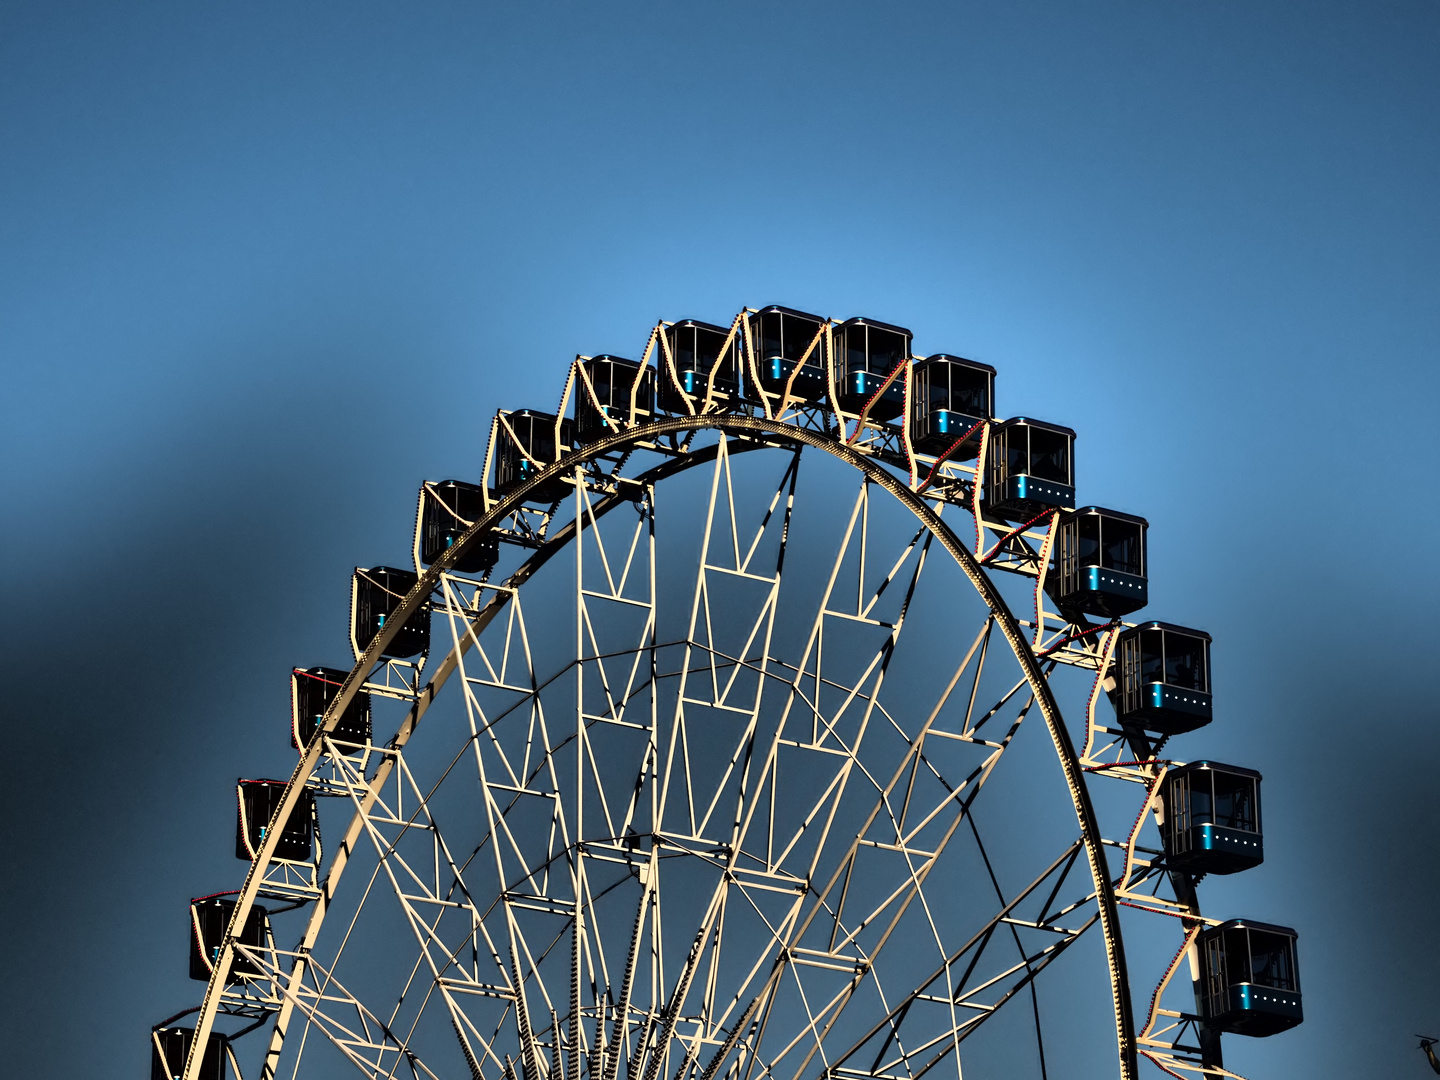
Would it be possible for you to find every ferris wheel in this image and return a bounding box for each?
[151,307,1303,1080]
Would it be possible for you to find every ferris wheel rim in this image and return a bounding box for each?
[186,413,1138,1080]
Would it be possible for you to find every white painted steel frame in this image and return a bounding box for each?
[176,338,1248,1080]
[180,415,1142,1080]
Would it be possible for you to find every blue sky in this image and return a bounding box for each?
[2,2,1438,1077]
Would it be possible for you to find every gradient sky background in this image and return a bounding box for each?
[2,2,1438,1077]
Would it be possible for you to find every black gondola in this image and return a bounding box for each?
[657,320,741,414]
[190,896,268,982]
[573,355,656,442]
[151,1027,228,1080]
[417,479,498,573]
[1162,761,1263,875]
[982,417,1076,521]
[746,305,828,404]
[351,566,429,659]
[1048,507,1149,617]
[910,355,995,457]
[290,666,371,751]
[235,779,314,863]
[1199,920,1303,1036]
[831,317,912,420]
[1112,621,1212,734]
[492,409,575,503]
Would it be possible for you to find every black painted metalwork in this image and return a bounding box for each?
[492,410,574,502]
[658,320,741,413]
[1161,761,1263,875]
[419,480,498,573]
[351,566,428,658]
[831,316,912,420]
[983,417,1076,521]
[1049,507,1149,617]
[189,897,268,982]
[235,779,313,863]
[1199,921,1302,1036]
[151,1028,227,1080]
[290,666,371,751]
[910,354,995,457]
[1113,622,1212,734]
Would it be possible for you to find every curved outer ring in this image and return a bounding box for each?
[188,415,1138,1080]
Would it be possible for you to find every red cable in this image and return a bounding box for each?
[980,507,1055,565]
[1037,618,1122,658]
[916,420,985,493]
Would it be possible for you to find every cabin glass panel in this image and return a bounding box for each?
[951,365,992,416]
[1204,934,1229,1010]
[915,360,993,419]
[1165,632,1208,690]
[1027,426,1072,484]
[673,326,697,369]
[1104,517,1144,575]
[833,319,911,420]
[584,357,652,414]
[844,327,866,372]
[512,412,562,462]
[984,419,1077,520]
[920,364,949,412]
[868,326,907,371]
[756,310,783,361]
[992,422,1075,485]
[1003,426,1026,477]
[1213,771,1259,831]
[1077,513,1101,564]
[1247,929,1299,992]
[675,323,738,382]
[1188,776,1212,824]
[757,309,821,364]
[1138,628,1165,684]
[1047,508,1149,617]
[1132,627,1209,693]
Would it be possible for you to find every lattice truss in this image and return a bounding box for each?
[217,435,1174,1080]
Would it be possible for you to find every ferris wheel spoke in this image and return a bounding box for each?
[727,487,936,894]
[315,739,548,1070]
[658,439,797,842]
[318,480,1077,1080]
[172,383,1228,1080]
[245,943,449,1080]
[355,790,498,995]
[635,475,1052,1080]
[768,739,1040,1079]
[805,834,1096,1080]
[786,678,1028,962]
[560,482,666,1080]
[238,459,726,1080]
[437,578,536,697]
